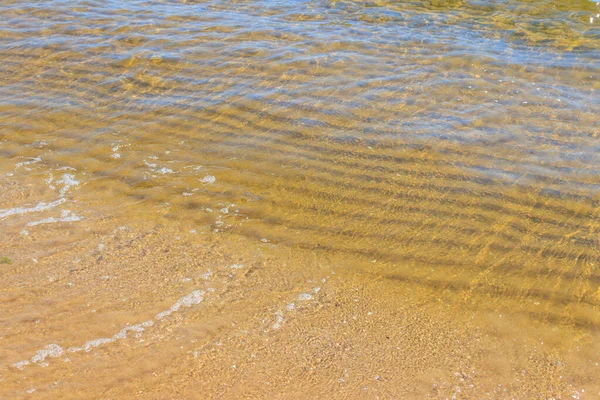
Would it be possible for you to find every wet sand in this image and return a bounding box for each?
[2,176,599,399]
[2,0,600,397]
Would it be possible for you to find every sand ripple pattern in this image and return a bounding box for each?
[0,0,599,331]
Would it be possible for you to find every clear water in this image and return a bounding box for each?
[1,0,599,397]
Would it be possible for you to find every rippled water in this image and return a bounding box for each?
[1,0,599,398]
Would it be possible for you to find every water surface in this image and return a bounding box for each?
[1,0,599,398]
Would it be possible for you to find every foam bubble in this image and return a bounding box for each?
[12,360,30,370]
[272,312,284,330]
[157,167,173,174]
[30,344,64,366]
[26,210,82,226]
[201,175,216,184]
[56,174,79,197]
[0,198,66,219]
[15,157,41,169]
[14,290,204,370]
[45,174,55,190]
[68,338,113,353]
[155,290,205,320]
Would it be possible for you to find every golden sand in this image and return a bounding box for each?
[1,173,599,398]
[1,1,599,397]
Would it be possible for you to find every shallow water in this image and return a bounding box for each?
[1,0,600,398]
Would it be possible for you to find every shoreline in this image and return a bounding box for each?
[1,195,598,398]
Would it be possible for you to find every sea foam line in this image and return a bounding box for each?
[26,210,82,226]
[0,173,79,220]
[0,199,66,219]
[11,290,205,370]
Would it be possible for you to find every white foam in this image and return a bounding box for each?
[45,174,55,190]
[0,198,66,219]
[56,174,79,197]
[30,344,64,367]
[13,290,205,370]
[67,320,155,353]
[26,210,82,226]
[144,159,174,175]
[155,290,204,320]
[15,157,41,169]
[272,312,284,330]
[12,360,30,370]
[68,338,113,353]
[200,270,213,280]
[268,285,322,332]
[112,322,148,339]
[201,175,216,184]
[297,293,313,301]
